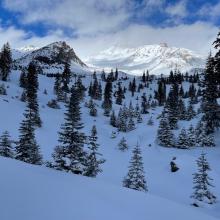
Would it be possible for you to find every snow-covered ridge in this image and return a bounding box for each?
[86,44,206,75]
[13,41,89,74]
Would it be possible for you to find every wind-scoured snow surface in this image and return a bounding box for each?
[87,44,205,75]
[0,70,220,219]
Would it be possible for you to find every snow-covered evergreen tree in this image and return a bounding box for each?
[191,153,216,206]
[201,54,220,133]
[102,80,112,116]
[0,131,13,158]
[165,82,179,129]
[123,144,147,192]
[187,124,196,147]
[157,112,175,147]
[118,137,128,151]
[15,107,42,165]
[52,86,87,174]
[84,125,105,177]
[89,99,97,117]
[110,110,117,127]
[127,117,135,131]
[177,128,189,149]
[0,42,12,81]
[26,62,42,127]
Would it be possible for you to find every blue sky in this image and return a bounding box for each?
[0,0,219,57]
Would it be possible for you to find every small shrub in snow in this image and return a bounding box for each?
[47,99,60,109]
[0,83,7,95]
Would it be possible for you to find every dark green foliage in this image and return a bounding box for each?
[102,80,112,116]
[157,112,175,147]
[165,82,179,129]
[0,42,12,81]
[26,62,42,127]
[15,107,43,165]
[0,131,13,158]
[19,69,27,88]
[84,125,105,177]
[110,110,117,127]
[52,86,87,174]
[201,54,220,133]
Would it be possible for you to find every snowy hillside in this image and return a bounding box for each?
[0,156,219,220]
[0,67,219,219]
[87,43,205,75]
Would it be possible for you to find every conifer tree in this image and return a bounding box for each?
[141,93,149,114]
[84,125,105,177]
[186,101,196,121]
[75,77,86,101]
[0,42,12,81]
[195,121,215,147]
[19,69,27,88]
[178,98,187,120]
[117,107,127,132]
[165,83,179,129]
[127,117,135,131]
[110,110,117,127]
[15,107,42,165]
[0,131,13,158]
[188,125,196,147]
[102,80,112,116]
[52,86,87,174]
[62,62,71,93]
[157,112,175,147]
[89,99,97,117]
[201,54,220,133]
[137,111,143,123]
[177,128,189,149]
[213,31,220,95]
[26,62,42,127]
[118,137,128,151]
[115,83,124,105]
[191,153,216,206]
[123,144,147,192]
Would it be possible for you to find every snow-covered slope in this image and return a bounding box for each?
[0,157,219,220]
[87,43,205,75]
[13,41,90,74]
[0,70,220,220]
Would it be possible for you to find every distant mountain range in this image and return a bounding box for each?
[86,43,206,75]
[12,41,206,75]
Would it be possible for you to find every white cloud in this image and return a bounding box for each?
[198,2,220,21]
[1,1,218,61]
[0,21,217,60]
[165,0,188,18]
[3,0,130,35]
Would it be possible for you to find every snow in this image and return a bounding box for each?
[0,68,219,219]
[86,44,205,75]
[0,157,219,220]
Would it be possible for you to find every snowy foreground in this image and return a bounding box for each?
[0,157,219,220]
[0,70,220,219]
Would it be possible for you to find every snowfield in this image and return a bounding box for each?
[0,157,219,220]
[0,69,219,220]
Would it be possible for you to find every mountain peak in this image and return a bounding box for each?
[13,41,87,73]
[87,44,205,75]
